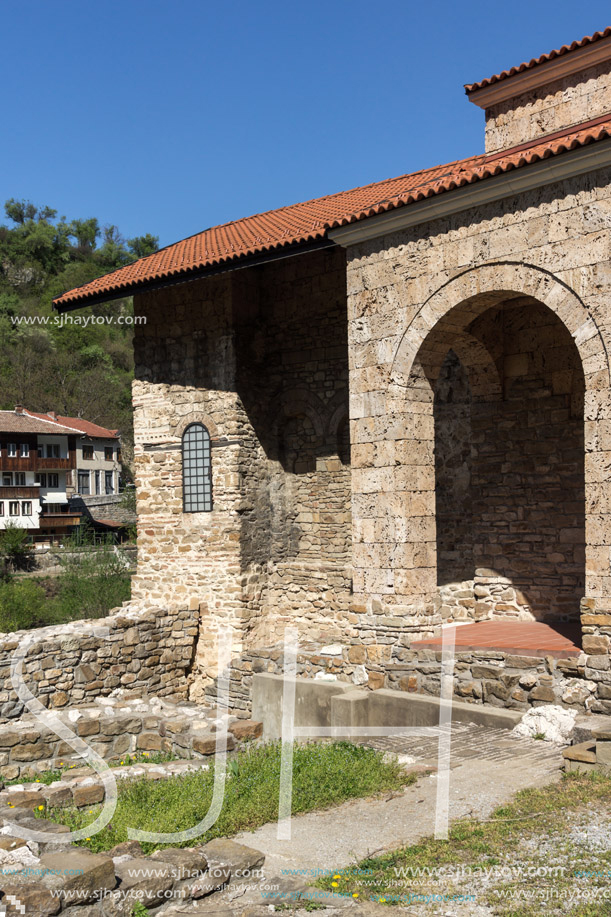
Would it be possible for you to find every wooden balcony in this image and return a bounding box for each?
[36,457,73,470]
[39,513,81,528]
[0,486,40,499]
[1,456,74,472]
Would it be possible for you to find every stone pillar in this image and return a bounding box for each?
[349,347,440,642]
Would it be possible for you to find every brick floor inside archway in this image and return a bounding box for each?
[411,620,581,659]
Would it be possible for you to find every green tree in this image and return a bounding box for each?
[128,233,159,259]
[4,198,38,224]
[69,217,100,252]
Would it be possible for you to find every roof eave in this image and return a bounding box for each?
[53,237,338,313]
[466,33,611,107]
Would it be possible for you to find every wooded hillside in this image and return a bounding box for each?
[0,199,158,469]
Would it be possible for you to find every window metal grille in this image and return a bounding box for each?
[182,423,212,513]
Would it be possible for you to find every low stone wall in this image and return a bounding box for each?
[0,694,263,780]
[25,545,137,575]
[72,494,137,527]
[0,758,213,808]
[0,605,197,724]
[207,637,610,716]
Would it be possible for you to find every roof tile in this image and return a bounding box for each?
[25,412,119,439]
[0,412,78,436]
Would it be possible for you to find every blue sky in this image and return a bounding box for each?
[2,0,610,247]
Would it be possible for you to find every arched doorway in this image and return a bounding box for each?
[424,294,585,624]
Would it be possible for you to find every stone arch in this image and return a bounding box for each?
[267,388,326,441]
[326,389,350,437]
[391,262,609,390]
[173,412,219,441]
[417,328,503,401]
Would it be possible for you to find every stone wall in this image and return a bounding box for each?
[131,249,353,694]
[0,605,196,724]
[434,352,474,588]
[207,637,605,716]
[0,694,262,780]
[73,494,137,527]
[346,169,611,648]
[482,59,611,152]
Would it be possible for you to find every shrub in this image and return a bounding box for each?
[48,540,131,622]
[0,578,46,632]
[0,522,32,574]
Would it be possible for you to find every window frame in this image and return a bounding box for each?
[182,423,212,513]
[77,471,90,495]
[21,501,32,516]
[8,502,19,516]
[7,443,17,458]
[82,444,94,460]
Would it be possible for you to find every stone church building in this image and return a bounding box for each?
[55,28,611,713]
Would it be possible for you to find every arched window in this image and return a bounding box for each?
[182,423,212,512]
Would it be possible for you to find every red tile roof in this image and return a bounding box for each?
[465,27,611,93]
[0,411,78,436]
[25,412,119,439]
[53,115,611,310]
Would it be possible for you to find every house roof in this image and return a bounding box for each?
[465,27,611,93]
[25,412,120,440]
[0,411,78,436]
[53,114,611,311]
[0,409,119,439]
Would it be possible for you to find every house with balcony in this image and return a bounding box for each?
[26,412,121,497]
[0,407,122,543]
[0,407,81,541]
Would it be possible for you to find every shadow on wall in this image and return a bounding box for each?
[231,250,353,582]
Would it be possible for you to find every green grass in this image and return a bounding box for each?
[43,741,415,854]
[318,771,611,913]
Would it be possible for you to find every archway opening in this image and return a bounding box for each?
[427,294,585,625]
